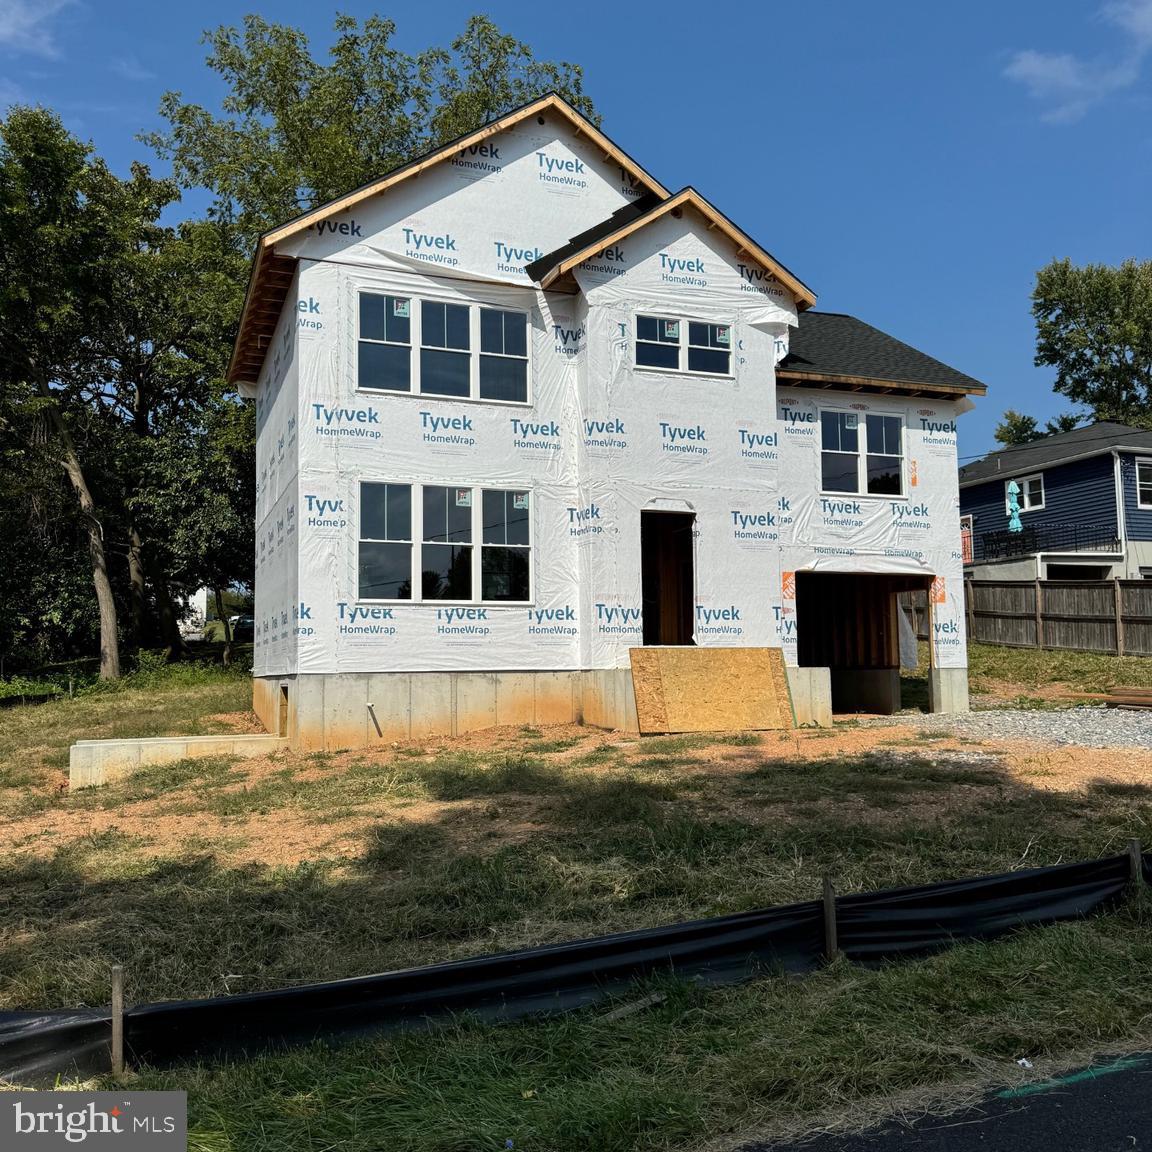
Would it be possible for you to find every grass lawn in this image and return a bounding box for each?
[4,649,1152,1149]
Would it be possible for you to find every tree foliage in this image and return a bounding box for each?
[146,14,597,245]
[993,409,1082,446]
[1033,258,1152,429]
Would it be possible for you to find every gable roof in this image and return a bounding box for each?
[526,187,817,309]
[959,421,1152,486]
[777,311,987,399]
[228,93,671,386]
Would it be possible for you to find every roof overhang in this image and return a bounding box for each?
[227,93,671,387]
[777,368,986,401]
[534,187,817,309]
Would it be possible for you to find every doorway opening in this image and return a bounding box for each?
[641,510,696,646]
[795,571,931,713]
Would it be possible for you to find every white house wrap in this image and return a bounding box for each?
[234,96,984,749]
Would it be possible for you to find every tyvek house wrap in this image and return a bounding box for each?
[251,110,968,680]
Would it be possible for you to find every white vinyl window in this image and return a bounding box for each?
[1136,459,1152,508]
[358,482,531,603]
[358,291,530,403]
[820,410,905,496]
[635,314,732,376]
[1006,473,1044,513]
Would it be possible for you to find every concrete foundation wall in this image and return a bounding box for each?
[278,670,607,752]
[929,666,970,713]
[785,666,833,727]
[70,734,289,789]
[830,667,901,714]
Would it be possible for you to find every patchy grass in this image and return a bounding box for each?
[6,658,1152,1148]
[968,642,1152,697]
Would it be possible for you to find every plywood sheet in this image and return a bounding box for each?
[628,647,794,734]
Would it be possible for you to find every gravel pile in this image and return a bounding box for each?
[867,706,1152,749]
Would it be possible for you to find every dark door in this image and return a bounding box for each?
[641,511,695,645]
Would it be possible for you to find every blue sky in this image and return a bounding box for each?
[2,0,1151,460]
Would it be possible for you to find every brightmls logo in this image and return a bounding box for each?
[7,1091,186,1148]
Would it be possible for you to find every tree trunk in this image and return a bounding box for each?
[37,383,120,679]
[214,587,233,667]
[146,550,187,659]
[127,526,147,648]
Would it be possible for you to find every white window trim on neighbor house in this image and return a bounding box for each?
[356,290,533,406]
[357,481,533,606]
[818,407,906,499]
[1136,458,1152,509]
[633,313,735,379]
[1005,472,1045,513]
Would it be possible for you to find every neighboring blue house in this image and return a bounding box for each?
[959,422,1152,581]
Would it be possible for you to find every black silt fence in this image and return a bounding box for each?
[0,851,1141,1086]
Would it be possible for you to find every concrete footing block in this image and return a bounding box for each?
[929,667,970,714]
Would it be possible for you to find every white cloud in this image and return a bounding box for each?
[0,0,73,57]
[111,55,156,82]
[1004,0,1152,122]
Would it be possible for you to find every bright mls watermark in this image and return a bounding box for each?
[2,1092,186,1150]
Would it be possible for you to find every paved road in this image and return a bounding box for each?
[744,1054,1152,1151]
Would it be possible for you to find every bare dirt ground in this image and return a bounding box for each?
[9,719,1152,870]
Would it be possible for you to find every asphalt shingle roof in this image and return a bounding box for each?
[959,421,1152,485]
[780,312,986,393]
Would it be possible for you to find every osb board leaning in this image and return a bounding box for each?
[628,647,795,734]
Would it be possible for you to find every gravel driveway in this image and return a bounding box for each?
[863,705,1152,749]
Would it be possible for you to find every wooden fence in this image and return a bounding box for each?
[962,580,1152,655]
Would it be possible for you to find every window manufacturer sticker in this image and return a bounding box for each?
[664,320,680,340]
[455,489,472,507]
[393,299,410,318]
[715,326,730,346]
[512,493,529,510]
[844,413,858,429]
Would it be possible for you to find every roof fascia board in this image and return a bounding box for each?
[540,188,817,309]
[777,369,984,397]
[958,443,1152,488]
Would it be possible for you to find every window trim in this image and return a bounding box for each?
[633,312,735,379]
[357,480,533,605]
[1005,472,1045,514]
[817,406,907,499]
[356,290,533,406]
[1135,458,1152,509]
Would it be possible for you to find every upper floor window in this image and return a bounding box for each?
[1006,473,1044,513]
[358,481,531,603]
[635,314,731,376]
[820,411,905,496]
[1137,459,1152,508]
[358,292,529,403]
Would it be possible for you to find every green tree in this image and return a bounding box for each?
[145,13,598,246]
[1033,258,1152,428]
[993,409,1083,446]
[0,107,145,678]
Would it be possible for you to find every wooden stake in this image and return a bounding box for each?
[1129,838,1144,888]
[1115,579,1126,657]
[822,875,839,961]
[111,965,124,1076]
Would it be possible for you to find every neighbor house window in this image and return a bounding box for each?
[1006,473,1044,513]
[1137,460,1152,508]
[357,291,530,402]
[359,482,531,603]
[359,483,412,599]
[635,314,731,376]
[820,410,905,496]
